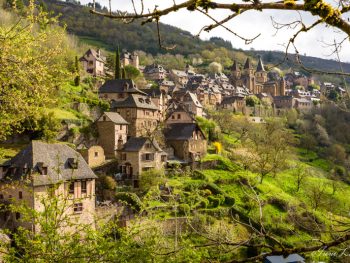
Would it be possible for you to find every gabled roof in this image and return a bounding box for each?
[165,103,196,122]
[244,57,253,69]
[111,94,158,110]
[3,141,97,186]
[121,137,162,152]
[256,56,265,72]
[99,79,147,95]
[100,112,128,124]
[171,69,187,77]
[142,87,162,98]
[84,48,106,63]
[184,92,203,108]
[165,123,206,140]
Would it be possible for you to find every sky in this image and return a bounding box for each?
[80,0,350,62]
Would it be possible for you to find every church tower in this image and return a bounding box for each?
[231,60,241,79]
[243,58,255,92]
[255,56,268,83]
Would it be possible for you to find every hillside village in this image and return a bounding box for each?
[1,1,350,262]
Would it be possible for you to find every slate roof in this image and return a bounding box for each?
[101,112,128,124]
[171,69,187,77]
[111,94,158,110]
[165,123,206,140]
[231,60,240,71]
[185,92,203,108]
[142,87,162,98]
[99,79,146,95]
[257,56,265,72]
[83,48,106,63]
[244,57,253,69]
[121,137,162,152]
[2,141,97,186]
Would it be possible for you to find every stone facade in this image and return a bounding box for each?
[117,138,167,188]
[79,145,106,167]
[0,141,97,232]
[80,49,106,77]
[97,112,128,158]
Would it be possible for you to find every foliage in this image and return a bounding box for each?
[212,142,222,154]
[196,116,220,141]
[139,168,165,194]
[245,95,260,107]
[100,175,117,190]
[115,192,143,212]
[124,65,141,79]
[208,62,223,73]
[0,4,74,140]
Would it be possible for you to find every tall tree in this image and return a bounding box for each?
[74,55,80,86]
[122,66,126,79]
[115,46,121,79]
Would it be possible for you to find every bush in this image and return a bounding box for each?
[178,204,190,215]
[192,170,207,180]
[115,192,142,212]
[224,195,235,206]
[100,175,117,190]
[200,182,224,195]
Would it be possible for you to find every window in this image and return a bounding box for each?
[81,181,87,194]
[120,125,123,130]
[69,182,75,195]
[145,143,152,149]
[121,153,127,161]
[94,152,99,157]
[161,155,167,162]
[19,191,22,199]
[177,114,181,119]
[171,115,175,119]
[142,153,154,161]
[73,203,83,213]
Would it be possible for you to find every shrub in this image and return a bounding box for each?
[197,199,209,208]
[115,192,142,212]
[100,175,117,190]
[268,197,289,211]
[200,182,224,195]
[192,170,207,180]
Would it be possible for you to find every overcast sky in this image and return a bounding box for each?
[80,0,350,62]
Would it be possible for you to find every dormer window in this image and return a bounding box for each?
[67,158,78,169]
[139,98,144,103]
[37,162,47,175]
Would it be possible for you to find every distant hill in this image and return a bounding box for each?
[45,0,350,78]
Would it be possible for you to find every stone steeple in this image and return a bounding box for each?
[244,58,253,69]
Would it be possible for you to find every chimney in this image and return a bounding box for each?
[97,49,101,57]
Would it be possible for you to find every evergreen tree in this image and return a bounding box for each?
[74,55,80,86]
[122,67,126,79]
[115,46,121,79]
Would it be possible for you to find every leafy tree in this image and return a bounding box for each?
[139,168,165,194]
[0,5,72,140]
[246,95,260,107]
[242,119,294,183]
[124,65,141,80]
[328,89,340,102]
[208,62,222,73]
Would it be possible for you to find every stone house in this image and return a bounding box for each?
[112,94,160,137]
[158,80,176,94]
[80,48,106,77]
[0,141,97,232]
[293,98,313,111]
[165,123,207,163]
[169,69,188,85]
[165,104,196,126]
[143,87,168,119]
[99,79,147,103]
[117,137,167,188]
[181,92,204,117]
[143,64,166,81]
[120,51,139,69]
[219,95,246,113]
[78,145,105,167]
[97,112,129,158]
[273,95,294,109]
